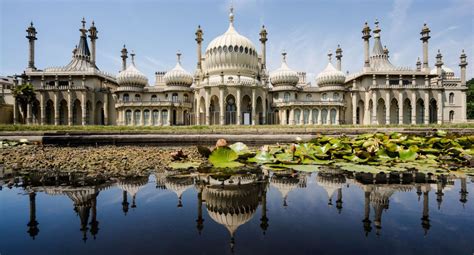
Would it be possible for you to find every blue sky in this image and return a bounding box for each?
[1,0,473,82]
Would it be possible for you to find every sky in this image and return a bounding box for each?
[1,0,473,83]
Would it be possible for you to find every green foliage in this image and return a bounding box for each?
[208,147,244,168]
[467,78,474,119]
[12,83,36,106]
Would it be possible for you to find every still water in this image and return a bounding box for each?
[0,168,472,255]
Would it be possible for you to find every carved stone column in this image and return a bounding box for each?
[236,88,241,125]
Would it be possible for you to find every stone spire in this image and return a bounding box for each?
[335,44,343,71]
[88,20,98,66]
[416,57,422,71]
[362,22,371,69]
[435,49,443,77]
[420,23,431,72]
[259,25,268,70]
[459,49,468,85]
[195,25,203,71]
[26,22,38,70]
[121,44,128,71]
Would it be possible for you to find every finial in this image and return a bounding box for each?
[229,4,234,25]
[92,20,95,26]
[177,51,182,64]
[328,51,333,62]
[281,51,287,63]
[375,18,379,26]
[131,50,135,64]
[30,21,34,27]
[81,17,86,28]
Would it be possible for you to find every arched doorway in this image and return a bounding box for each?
[172,109,177,125]
[286,109,290,125]
[59,99,68,125]
[45,100,54,125]
[241,95,252,125]
[86,101,92,125]
[449,110,454,122]
[134,110,141,126]
[32,99,40,124]
[416,99,424,124]
[303,109,310,124]
[125,110,132,125]
[429,99,437,124]
[294,109,301,125]
[390,98,399,124]
[225,94,237,125]
[330,108,337,124]
[209,95,219,125]
[161,110,168,125]
[199,97,205,125]
[72,99,82,125]
[96,101,104,125]
[376,98,386,125]
[357,100,364,125]
[368,100,373,124]
[403,98,412,124]
[321,109,328,124]
[312,109,319,124]
[256,97,263,124]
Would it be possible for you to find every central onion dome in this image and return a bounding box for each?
[203,7,259,76]
[316,53,346,86]
[270,52,299,86]
[116,52,148,87]
[430,65,455,77]
[163,53,193,86]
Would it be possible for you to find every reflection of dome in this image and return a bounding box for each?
[163,53,193,86]
[430,65,455,77]
[316,53,346,86]
[164,175,194,207]
[270,173,304,206]
[203,7,259,76]
[116,53,148,87]
[203,184,259,237]
[117,177,148,198]
[317,172,346,201]
[270,52,299,87]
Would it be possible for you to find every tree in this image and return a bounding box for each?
[467,78,474,119]
[12,83,36,123]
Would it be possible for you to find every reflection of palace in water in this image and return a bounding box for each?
[1,168,470,247]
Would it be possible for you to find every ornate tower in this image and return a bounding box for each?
[362,22,371,70]
[26,22,37,70]
[259,25,268,70]
[420,23,431,72]
[195,25,203,71]
[435,49,443,77]
[88,21,98,66]
[120,45,128,71]
[335,44,343,71]
[459,49,468,86]
[416,57,422,71]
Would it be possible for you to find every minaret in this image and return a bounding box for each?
[416,57,422,71]
[196,185,204,234]
[420,23,431,72]
[362,189,372,236]
[195,25,203,71]
[259,25,268,70]
[336,188,343,214]
[88,21,98,66]
[121,45,128,71]
[460,177,468,207]
[335,44,343,71]
[383,45,389,58]
[26,22,37,70]
[89,196,99,239]
[435,49,443,77]
[121,190,129,215]
[459,49,468,86]
[260,187,269,234]
[27,192,39,239]
[436,179,444,210]
[362,22,371,70]
[421,187,431,235]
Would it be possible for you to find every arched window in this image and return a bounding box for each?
[312,109,319,124]
[322,93,328,101]
[143,110,150,126]
[184,94,189,102]
[449,93,454,104]
[330,109,337,124]
[152,110,159,125]
[151,95,157,102]
[172,93,178,103]
[134,110,141,125]
[333,93,339,100]
[449,110,454,122]
[294,109,301,125]
[306,94,312,100]
[274,93,279,100]
[123,94,129,102]
[125,110,132,125]
[161,110,168,125]
[284,92,290,102]
[303,109,310,124]
[321,109,328,124]
[134,94,141,101]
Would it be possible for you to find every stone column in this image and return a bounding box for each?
[40,93,45,125]
[167,107,171,126]
[352,93,357,124]
[236,88,241,125]
[195,92,200,125]
[309,109,313,125]
[364,92,370,125]
[318,109,322,125]
[104,93,109,125]
[289,108,295,125]
[81,92,87,125]
[251,88,256,125]
[398,92,403,125]
[335,108,340,125]
[371,92,377,125]
[122,110,126,126]
[461,90,467,122]
[219,87,224,125]
[68,91,73,126]
[131,109,135,126]
[157,110,162,126]
[385,92,390,125]
[13,99,19,124]
[25,102,32,125]
[205,89,210,125]
[262,93,267,125]
[437,92,443,124]
[411,93,417,124]
[424,92,429,124]
[54,92,59,126]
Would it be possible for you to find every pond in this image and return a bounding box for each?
[0,166,473,255]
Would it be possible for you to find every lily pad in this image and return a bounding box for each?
[208,147,244,168]
[169,162,201,170]
[229,142,251,155]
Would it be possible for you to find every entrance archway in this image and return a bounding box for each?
[225,94,237,125]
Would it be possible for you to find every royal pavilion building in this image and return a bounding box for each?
[8,8,469,126]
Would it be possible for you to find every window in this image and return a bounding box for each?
[184,94,189,102]
[294,109,301,125]
[172,93,178,102]
[284,92,290,102]
[161,110,168,125]
[152,110,159,125]
[123,94,129,102]
[333,93,339,100]
[322,93,328,100]
[274,93,279,100]
[449,111,454,122]
[134,94,141,101]
[125,110,132,125]
[143,110,150,125]
[134,110,141,125]
[312,109,319,124]
[449,93,454,104]
[151,95,157,102]
[306,94,312,100]
[303,109,310,124]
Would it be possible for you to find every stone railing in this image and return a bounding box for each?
[115,99,192,108]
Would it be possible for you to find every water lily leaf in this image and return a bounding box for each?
[399,148,418,161]
[436,130,447,137]
[343,154,369,163]
[229,142,251,155]
[275,152,298,163]
[301,157,333,165]
[385,142,401,153]
[390,132,403,139]
[335,162,390,174]
[169,162,201,170]
[248,151,275,164]
[209,147,244,168]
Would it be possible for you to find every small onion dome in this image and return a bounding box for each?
[317,52,346,86]
[116,52,148,86]
[430,65,455,77]
[270,52,299,86]
[163,53,193,86]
